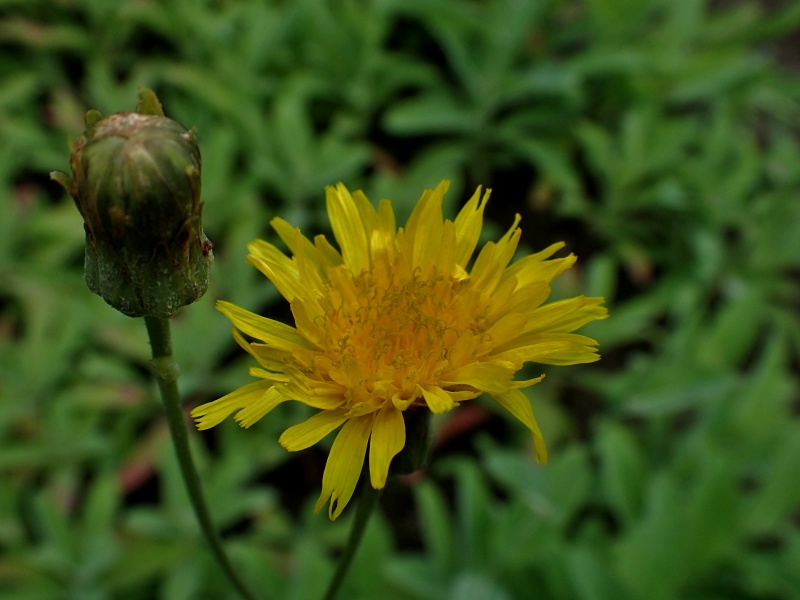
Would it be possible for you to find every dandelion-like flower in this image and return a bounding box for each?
[192,181,607,519]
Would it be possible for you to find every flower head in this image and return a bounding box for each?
[192,181,606,519]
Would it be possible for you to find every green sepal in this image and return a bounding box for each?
[84,109,103,128]
[136,87,165,117]
[49,170,71,192]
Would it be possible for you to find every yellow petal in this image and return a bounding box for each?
[282,376,346,410]
[279,408,349,451]
[326,183,370,275]
[290,299,326,348]
[270,217,318,268]
[247,343,292,372]
[524,296,608,334]
[371,199,397,262]
[454,186,489,266]
[469,215,521,294]
[234,387,287,428]
[491,338,585,365]
[483,313,529,349]
[503,250,576,288]
[248,367,289,383]
[494,333,600,365]
[313,233,344,271]
[368,403,406,489]
[435,220,458,278]
[448,330,478,368]
[191,381,272,430]
[352,189,379,240]
[392,393,416,411]
[417,384,456,414]
[246,254,304,304]
[405,181,446,270]
[488,281,551,322]
[231,327,289,371]
[217,300,312,351]
[315,414,374,520]
[534,349,601,365]
[493,389,548,463]
[246,239,305,300]
[440,362,516,393]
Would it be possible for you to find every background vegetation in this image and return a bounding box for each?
[2,0,800,598]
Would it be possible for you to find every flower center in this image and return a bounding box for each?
[321,257,483,407]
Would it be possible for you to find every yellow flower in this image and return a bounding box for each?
[192,181,607,519]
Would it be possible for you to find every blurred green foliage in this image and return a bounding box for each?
[2,0,800,598]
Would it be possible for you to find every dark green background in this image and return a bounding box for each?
[2,1,800,598]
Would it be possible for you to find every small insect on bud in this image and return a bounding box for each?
[51,88,213,318]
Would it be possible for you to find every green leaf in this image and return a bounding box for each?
[414,481,454,572]
[596,420,645,525]
[448,572,511,600]
[568,547,631,600]
[383,94,481,136]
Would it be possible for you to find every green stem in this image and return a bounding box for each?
[322,484,382,600]
[144,316,259,600]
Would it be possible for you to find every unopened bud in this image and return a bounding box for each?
[51,88,212,318]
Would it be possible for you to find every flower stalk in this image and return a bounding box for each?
[321,409,429,599]
[145,316,259,600]
[322,484,382,600]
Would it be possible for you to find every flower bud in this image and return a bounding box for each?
[52,88,212,318]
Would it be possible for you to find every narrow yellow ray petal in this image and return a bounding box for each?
[418,384,456,414]
[314,234,343,271]
[326,183,370,275]
[231,327,289,372]
[500,327,604,365]
[439,362,516,393]
[454,186,490,266]
[534,349,601,365]
[247,343,292,372]
[483,313,529,349]
[315,414,374,520]
[492,332,600,366]
[372,199,397,262]
[290,299,326,348]
[247,239,298,278]
[248,367,289,382]
[525,296,609,334]
[369,403,406,489]
[281,369,346,409]
[406,181,446,270]
[217,300,312,351]
[470,215,521,293]
[448,330,478,368]
[489,281,550,321]
[352,189,379,239]
[504,252,577,288]
[493,389,548,463]
[270,217,318,267]
[234,387,287,428]
[191,381,271,430]
[436,220,458,278]
[279,408,349,451]
[247,254,304,304]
